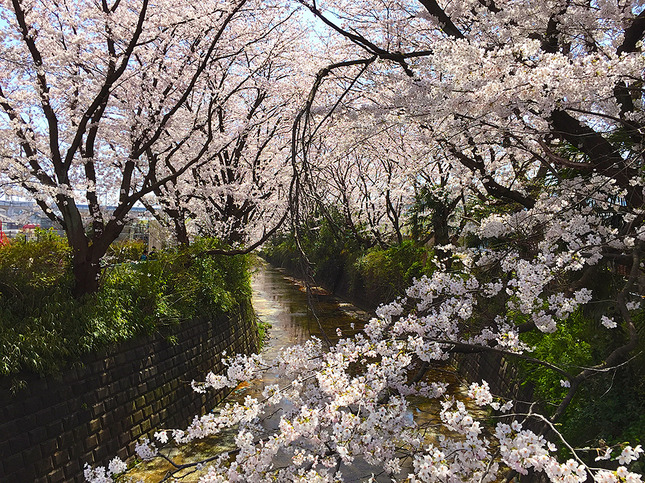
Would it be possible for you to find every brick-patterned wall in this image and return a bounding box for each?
[456,351,534,401]
[0,300,258,483]
[457,352,550,483]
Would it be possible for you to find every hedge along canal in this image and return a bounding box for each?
[125,258,472,482]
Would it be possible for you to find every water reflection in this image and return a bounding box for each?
[252,262,368,338]
[240,259,369,390]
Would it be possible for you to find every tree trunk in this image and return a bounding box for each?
[71,254,101,298]
[432,199,456,269]
[173,215,190,247]
[64,208,124,297]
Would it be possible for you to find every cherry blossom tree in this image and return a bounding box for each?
[0,0,296,295]
[293,0,645,235]
[84,0,645,481]
[309,118,428,247]
[138,12,304,248]
[294,0,645,478]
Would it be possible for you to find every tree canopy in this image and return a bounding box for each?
[2,0,645,481]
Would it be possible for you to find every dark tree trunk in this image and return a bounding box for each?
[432,202,450,247]
[173,214,190,247]
[63,204,125,297]
[71,254,101,298]
[432,202,452,266]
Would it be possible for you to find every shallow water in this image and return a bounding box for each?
[123,259,471,482]
[245,259,369,371]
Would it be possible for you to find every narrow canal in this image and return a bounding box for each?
[245,258,369,381]
[126,259,467,481]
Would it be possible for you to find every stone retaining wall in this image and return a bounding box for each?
[0,300,258,483]
[456,351,534,403]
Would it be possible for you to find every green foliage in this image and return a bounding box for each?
[0,233,251,385]
[262,208,365,291]
[355,241,434,302]
[260,233,302,273]
[565,368,645,448]
[0,229,72,294]
[256,320,272,350]
[104,238,147,264]
[520,310,593,404]
[263,209,435,308]
[519,308,645,448]
[559,306,645,448]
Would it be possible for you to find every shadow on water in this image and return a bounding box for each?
[124,259,474,482]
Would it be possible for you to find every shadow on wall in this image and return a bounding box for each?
[0,300,258,483]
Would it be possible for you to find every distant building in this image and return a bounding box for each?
[0,199,58,239]
[0,199,150,242]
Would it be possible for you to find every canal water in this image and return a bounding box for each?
[125,259,466,481]
[241,258,369,386]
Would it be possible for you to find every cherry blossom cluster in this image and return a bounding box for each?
[85,287,643,482]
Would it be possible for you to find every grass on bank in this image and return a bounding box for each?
[0,230,251,390]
